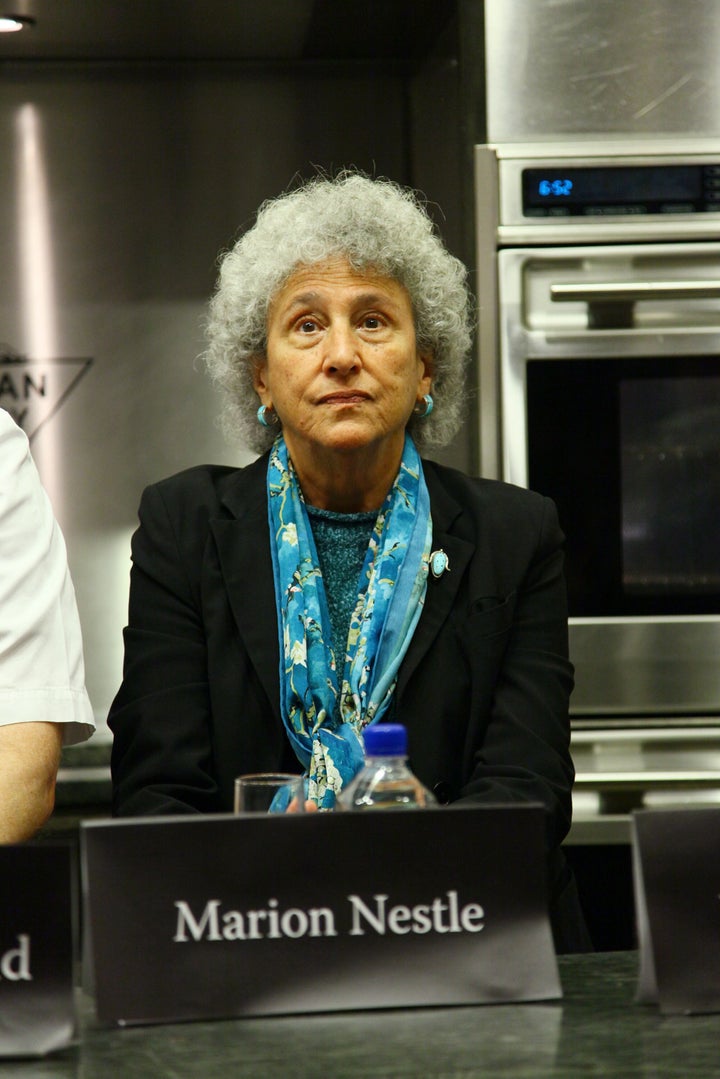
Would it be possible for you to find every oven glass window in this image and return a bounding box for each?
[621,377,720,596]
[527,358,720,616]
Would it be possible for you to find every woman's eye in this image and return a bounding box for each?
[362,315,382,329]
[298,319,318,333]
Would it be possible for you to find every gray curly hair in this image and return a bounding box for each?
[204,172,473,454]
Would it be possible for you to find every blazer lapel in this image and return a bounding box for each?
[397,464,475,696]
[209,455,281,723]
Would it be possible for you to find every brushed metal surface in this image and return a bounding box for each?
[550,281,720,303]
[485,0,720,140]
[570,618,720,718]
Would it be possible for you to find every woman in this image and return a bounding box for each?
[109,173,588,949]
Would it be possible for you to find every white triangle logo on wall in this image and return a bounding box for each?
[0,345,93,441]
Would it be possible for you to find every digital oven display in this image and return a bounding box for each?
[521,164,720,216]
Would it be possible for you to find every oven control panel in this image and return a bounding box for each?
[522,163,720,217]
[477,140,720,243]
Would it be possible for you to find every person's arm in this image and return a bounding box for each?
[0,722,63,843]
[0,412,94,842]
[109,481,218,816]
[457,494,574,848]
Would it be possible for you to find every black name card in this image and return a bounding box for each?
[0,844,75,1057]
[82,805,560,1024]
[633,807,720,1015]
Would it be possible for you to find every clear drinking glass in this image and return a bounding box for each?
[233,773,305,814]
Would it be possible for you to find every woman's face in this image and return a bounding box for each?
[255,258,432,476]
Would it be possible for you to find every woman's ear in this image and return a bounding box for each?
[252,355,270,402]
[418,351,434,396]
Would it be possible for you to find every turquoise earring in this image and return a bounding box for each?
[415,394,434,418]
[257,404,275,427]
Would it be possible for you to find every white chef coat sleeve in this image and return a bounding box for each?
[0,409,95,744]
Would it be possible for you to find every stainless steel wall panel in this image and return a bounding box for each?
[0,64,407,722]
[485,0,720,140]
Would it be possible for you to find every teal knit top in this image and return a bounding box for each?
[306,505,377,661]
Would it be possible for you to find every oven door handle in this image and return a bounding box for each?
[550,279,720,329]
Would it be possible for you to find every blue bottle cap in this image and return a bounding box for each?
[363,723,407,756]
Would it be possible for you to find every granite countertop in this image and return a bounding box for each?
[1,952,718,1078]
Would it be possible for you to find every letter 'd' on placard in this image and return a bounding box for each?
[0,935,32,982]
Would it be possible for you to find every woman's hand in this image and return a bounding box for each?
[286,796,318,813]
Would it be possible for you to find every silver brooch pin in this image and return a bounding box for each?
[429,549,450,579]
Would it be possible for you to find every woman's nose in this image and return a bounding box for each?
[322,322,361,374]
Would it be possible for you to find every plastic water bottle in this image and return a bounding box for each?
[338,723,437,810]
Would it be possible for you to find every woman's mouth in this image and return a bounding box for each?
[318,392,370,406]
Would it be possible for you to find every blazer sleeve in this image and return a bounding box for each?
[455,495,575,850]
[108,481,219,816]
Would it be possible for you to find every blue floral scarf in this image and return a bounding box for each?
[267,433,432,809]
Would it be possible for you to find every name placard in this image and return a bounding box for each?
[633,807,720,1014]
[82,805,560,1024]
[0,844,76,1057]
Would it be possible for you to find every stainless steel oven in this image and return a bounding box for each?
[475,139,720,809]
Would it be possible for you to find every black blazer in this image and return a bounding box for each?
[109,454,587,947]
